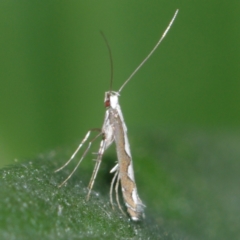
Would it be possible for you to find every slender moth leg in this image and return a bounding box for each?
[115,172,125,215]
[55,128,101,172]
[56,129,102,188]
[86,139,106,200]
[110,169,118,209]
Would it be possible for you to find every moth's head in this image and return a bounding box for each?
[104,91,120,109]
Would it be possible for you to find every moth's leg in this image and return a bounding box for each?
[115,174,126,216]
[86,139,106,200]
[110,167,119,209]
[56,129,102,188]
[55,128,101,172]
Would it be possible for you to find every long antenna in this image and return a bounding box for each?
[118,9,179,93]
[100,31,114,92]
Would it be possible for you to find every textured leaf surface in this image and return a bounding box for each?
[0,129,239,239]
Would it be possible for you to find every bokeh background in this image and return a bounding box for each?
[0,1,240,239]
[1,1,239,167]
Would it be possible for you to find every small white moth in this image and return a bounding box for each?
[55,10,178,221]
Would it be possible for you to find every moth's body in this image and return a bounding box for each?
[55,9,178,221]
[104,91,145,220]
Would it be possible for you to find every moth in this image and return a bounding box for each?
[55,9,178,221]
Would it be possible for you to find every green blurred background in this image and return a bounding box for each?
[0,1,239,166]
[0,1,240,239]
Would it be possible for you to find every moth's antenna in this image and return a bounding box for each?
[100,31,114,92]
[118,9,179,93]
